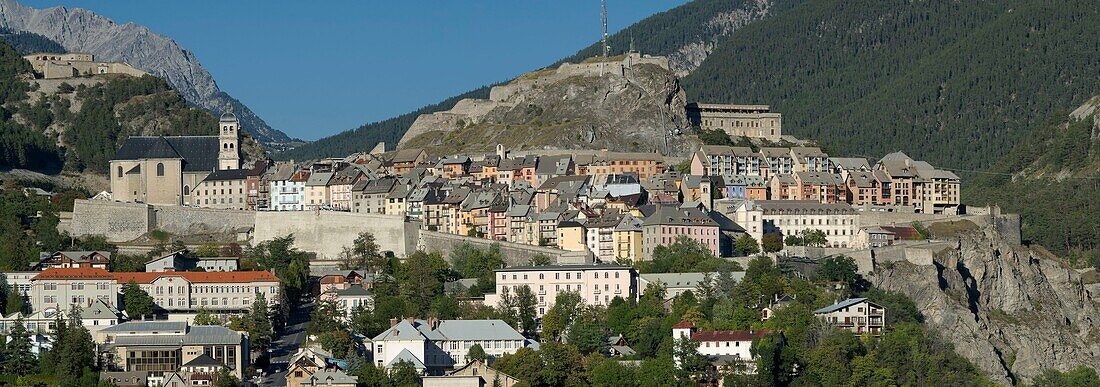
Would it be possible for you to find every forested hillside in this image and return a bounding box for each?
[684,0,1100,170]
[966,97,1100,265]
[0,26,64,54]
[0,41,262,174]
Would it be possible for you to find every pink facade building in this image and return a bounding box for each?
[483,264,638,317]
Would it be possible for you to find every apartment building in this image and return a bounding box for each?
[576,153,665,180]
[642,206,722,258]
[270,167,308,211]
[813,298,885,336]
[793,171,846,204]
[192,169,249,210]
[876,152,960,213]
[352,177,397,214]
[483,264,638,317]
[28,268,280,317]
[689,145,764,178]
[790,147,831,173]
[685,103,782,141]
[304,172,333,210]
[735,201,858,248]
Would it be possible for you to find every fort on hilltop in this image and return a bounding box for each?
[22,52,147,79]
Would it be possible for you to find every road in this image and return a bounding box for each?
[257,300,313,386]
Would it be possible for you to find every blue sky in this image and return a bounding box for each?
[24,1,688,140]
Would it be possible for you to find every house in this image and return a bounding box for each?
[722,174,767,201]
[613,213,644,263]
[845,170,892,206]
[245,160,271,210]
[639,272,744,303]
[423,359,521,387]
[32,251,111,270]
[305,370,358,387]
[813,298,885,336]
[557,220,588,253]
[854,226,897,249]
[271,167,309,211]
[760,294,796,321]
[329,166,363,211]
[389,149,429,174]
[483,264,638,316]
[369,318,528,374]
[286,347,347,387]
[328,286,373,319]
[352,177,397,214]
[96,321,249,379]
[672,321,767,373]
[304,171,334,210]
[108,112,240,206]
[0,299,121,338]
[605,335,637,357]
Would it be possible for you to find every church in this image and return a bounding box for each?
[109,112,241,206]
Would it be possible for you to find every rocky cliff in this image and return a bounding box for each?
[870,223,1100,385]
[0,0,292,146]
[399,53,693,156]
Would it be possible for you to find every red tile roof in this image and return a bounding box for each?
[881,226,921,240]
[32,267,115,280]
[691,329,768,342]
[32,268,279,284]
[114,271,280,284]
[673,320,695,329]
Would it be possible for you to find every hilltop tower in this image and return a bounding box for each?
[218,108,241,170]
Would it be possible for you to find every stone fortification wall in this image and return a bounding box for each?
[419,230,590,267]
[253,211,411,262]
[856,210,967,228]
[155,206,253,236]
[70,200,152,242]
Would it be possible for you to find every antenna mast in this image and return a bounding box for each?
[601,0,609,58]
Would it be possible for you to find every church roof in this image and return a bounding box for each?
[112,136,221,173]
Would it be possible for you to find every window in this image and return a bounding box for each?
[156,163,165,176]
[117,166,123,178]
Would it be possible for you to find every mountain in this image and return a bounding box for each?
[683,0,1100,170]
[871,221,1100,384]
[398,54,693,155]
[965,96,1100,262]
[277,0,798,160]
[0,26,63,53]
[0,40,263,189]
[0,0,293,146]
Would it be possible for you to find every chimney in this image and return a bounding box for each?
[389,318,399,328]
[407,316,415,325]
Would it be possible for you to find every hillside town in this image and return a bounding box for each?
[0,100,979,386]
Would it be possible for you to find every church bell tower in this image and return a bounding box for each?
[218,108,241,170]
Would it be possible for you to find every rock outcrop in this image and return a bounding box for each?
[870,224,1100,385]
[664,0,780,77]
[399,53,694,156]
[0,0,292,146]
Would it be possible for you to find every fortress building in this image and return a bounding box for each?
[22,52,146,79]
[686,103,783,141]
[109,112,241,206]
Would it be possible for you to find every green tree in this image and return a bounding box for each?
[58,305,97,381]
[538,342,584,387]
[784,234,803,246]
[529,253,552,266]
[247,292,274,351]
[513,285,538,338]
[734,234,760,256]
[674,337,708,380]
[214,367,244,387]
[193,307,221,325]
[567,311,606,355]
[1,316,36,375]
[5,284,27,315]
[122,280,154,319]
[540,291,583,341]
[467,343,486,362]
[387,359,422,386]
[340,231,385,272]
[762,232,784,253]
[817,255,859,288]
[397,250,453,315]
[647,236,739,273]
[494,347,542,385]
[1032,366,1100,387]
[801,229,828,247]
[753,332,795,387]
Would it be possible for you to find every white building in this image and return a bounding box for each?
[734,200,859,248]
[672,320,767,373]
[813,298,885,336]
[369,318,528,375]
[483,264,638,317]
[270,169,308,211]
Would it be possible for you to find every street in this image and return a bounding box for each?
[257,300,313,386]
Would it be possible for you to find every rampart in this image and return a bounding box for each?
[155,206,254,236]
[253,211,412,262]
[70,200,151,242]
[418,230,590,266]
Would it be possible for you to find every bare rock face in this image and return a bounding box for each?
[0,0,292,146]
[666,0,778,77]
[401,54,693,156]
[870,225,1100,385]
